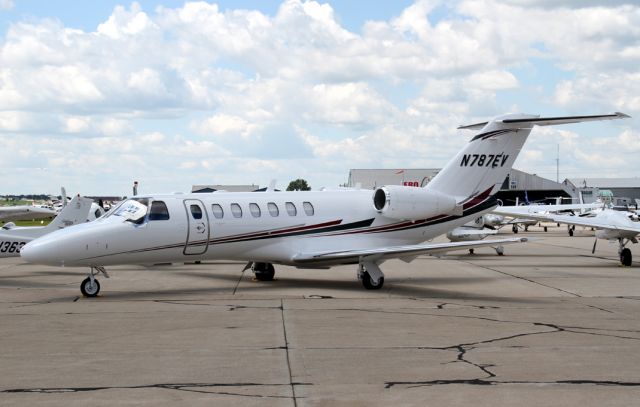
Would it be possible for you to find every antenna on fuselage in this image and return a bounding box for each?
[133,181,139,196]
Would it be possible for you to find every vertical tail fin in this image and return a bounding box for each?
[426,113,629,203]
[45,195,93,231]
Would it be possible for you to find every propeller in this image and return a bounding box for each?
[592,238,598,254]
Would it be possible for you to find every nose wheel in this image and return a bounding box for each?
[81,277,100,297]
[80,267,109,297]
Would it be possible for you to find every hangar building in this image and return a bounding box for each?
[348,169,640,206]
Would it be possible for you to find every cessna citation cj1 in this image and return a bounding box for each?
[21,112,629,297]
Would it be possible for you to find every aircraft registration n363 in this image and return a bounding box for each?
[21,112,630,297]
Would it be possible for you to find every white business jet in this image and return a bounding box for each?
[21,112,629,296]
[446,215,502,255]
[0,195,93,257]
[494,206,640,266]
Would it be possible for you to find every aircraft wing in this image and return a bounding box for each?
[493,203,602,217]
[495,211,640,234]
[292,237,529,266]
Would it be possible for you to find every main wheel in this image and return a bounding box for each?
[80,277,100,297]
[568,229,574,237]
[524,225,529,232]
[254,263,275,281]
[495,246,505,256]
[620,248,632,267]
[361,271,384,290]
[512,225,518,234]
[544,226,548,232]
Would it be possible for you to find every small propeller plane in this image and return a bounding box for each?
[21,112,629,296]
[0,195,93,257]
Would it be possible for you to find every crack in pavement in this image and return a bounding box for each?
[385,379,640,388]
[1,382,311,399]
[280,299,298,407]
[458,260,581,297]
[317,307,640,339]
[384,322,640,390]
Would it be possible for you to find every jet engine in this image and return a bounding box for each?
[372,185,461,221]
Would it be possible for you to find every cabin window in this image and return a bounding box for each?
[190,204,203,220]
[231,203,243,218]
[212,204,224,219]
[285,202,297,216]
[303,201,315,216]
[249,203,261,218]
[149,201,170,221]
[268,202,279,217]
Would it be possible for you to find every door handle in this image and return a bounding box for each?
[196,223,206,233]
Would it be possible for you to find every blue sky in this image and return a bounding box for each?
[0,1,637,195]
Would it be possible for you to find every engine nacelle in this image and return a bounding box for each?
[372,185,461,221]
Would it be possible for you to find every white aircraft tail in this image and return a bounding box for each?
[46,195,93,231]
[426,113,629,205]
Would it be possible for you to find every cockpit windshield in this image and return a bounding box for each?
[106,199,149,222]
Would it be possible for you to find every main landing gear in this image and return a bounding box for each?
[618,239,633,267]
[358,261,385,290]
[251,262,275,281]
[568,225,576,237]
[80,266,109,297]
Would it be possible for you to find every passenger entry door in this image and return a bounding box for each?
[183,199,210,255]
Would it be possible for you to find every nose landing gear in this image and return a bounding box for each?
[80,266,109,297]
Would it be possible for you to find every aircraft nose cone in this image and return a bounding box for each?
[21,239,60,266]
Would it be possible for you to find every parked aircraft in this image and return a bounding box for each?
[0,205,56,222]
[494,207,640,266]
[493,202,603,233]
[0,195,93,257]
[446,215,502,255]
[21,112,629,296]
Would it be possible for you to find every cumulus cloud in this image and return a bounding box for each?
[0,0,13,11]
[0,0,637,193]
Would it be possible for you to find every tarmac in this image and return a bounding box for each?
[1,224,639,406]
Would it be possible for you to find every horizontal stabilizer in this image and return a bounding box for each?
[459,112,630,130]
[501,112,630,127]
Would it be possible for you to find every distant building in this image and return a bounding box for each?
[347,169,440,189]
[192,184,260,193]
[565,178,640,206]
[348,168,577,205]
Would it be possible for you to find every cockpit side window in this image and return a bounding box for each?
[112,199,148,223]
[149,201,170,221]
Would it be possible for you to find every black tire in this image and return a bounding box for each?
[361,271,384,290]
[254,263,275,281]
[568,229,574,237]
[80,277,100,297]
[469,248,474,255]
[512,225,518,234]
[544,226,548,232]
[524,225,529,232]
[620,248,632,267]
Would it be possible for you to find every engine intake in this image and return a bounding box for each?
[373,185,461,221]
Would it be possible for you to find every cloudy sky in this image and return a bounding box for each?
[0,0,637,195]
